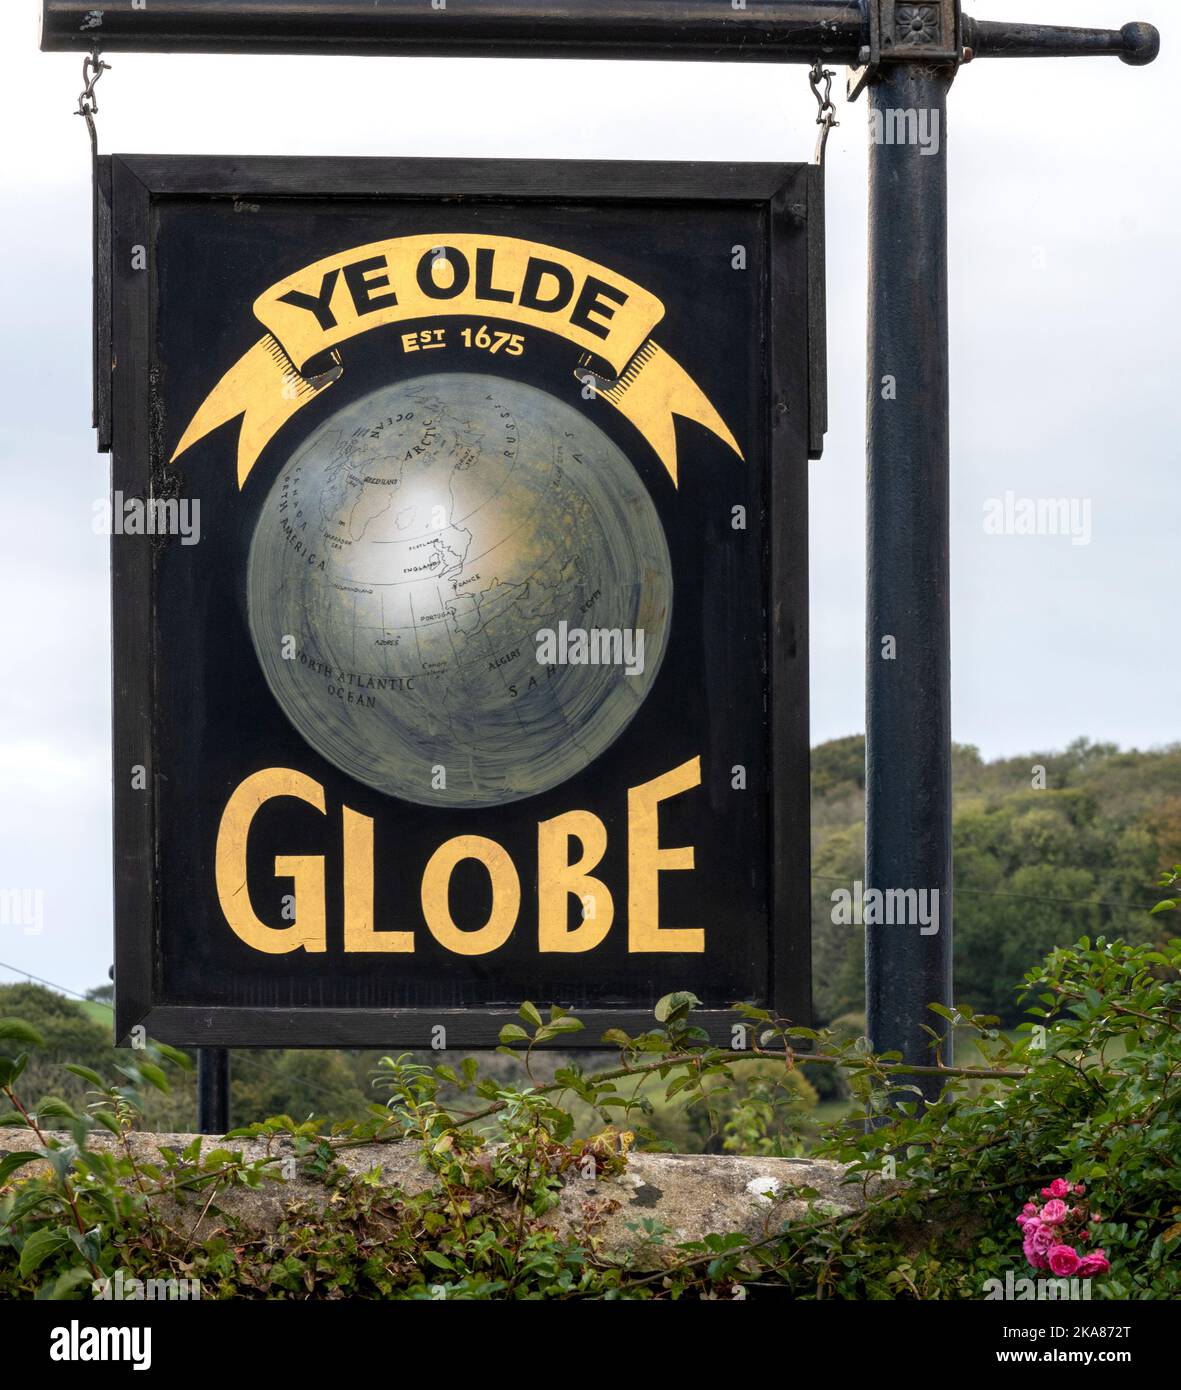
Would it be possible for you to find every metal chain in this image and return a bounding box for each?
[76,47,111,162]
[809,59,839,167]
[75,46,111,443]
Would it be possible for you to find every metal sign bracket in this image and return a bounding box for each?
[848,0,965,100]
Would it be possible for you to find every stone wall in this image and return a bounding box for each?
[0,1128,868,1264]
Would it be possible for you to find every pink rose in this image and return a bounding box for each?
[1028,1224,1055,1255]
[1040,1198,1068,1224]
[1077,1250,1110,1277]
[1022,1202,1039,1217]
[1042,1179,1071,1199]
[1023,1231,1049,1270]
[1048,1244,1081,1277]
[1073,1183,1086,1195]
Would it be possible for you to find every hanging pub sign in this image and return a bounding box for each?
[99,156,825,1047]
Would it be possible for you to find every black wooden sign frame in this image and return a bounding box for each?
[103,156,822,1049]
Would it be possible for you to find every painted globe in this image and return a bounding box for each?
[247,372,672,807]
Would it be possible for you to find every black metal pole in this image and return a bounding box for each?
[40,0,865,62]
[38,1,1159,66]
[197,1048,230,1135]
[865,64,953,1098]
[964,18,1159,64]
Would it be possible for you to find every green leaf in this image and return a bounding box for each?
[539,1017,584,1036]
[35,1097,79,1122]
[68,1226,102,1267]
[46,1267,96,1301]
[19,1226,71,1277]
[45,1145,78,1182]
[654,992,700,1023]
[0,1019,45,1049]
[498,1024,529,1045]
[0,1053,28,1087]
[135,1062,171,1094]
[76,1151,116,1181]
[1149,900,1177,915]
[518,1002,543,1028]
[152,1042,193,1071]
[63,1065,107,1088]
[0,1150,45,1185]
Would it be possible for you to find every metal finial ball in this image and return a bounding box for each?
[1120,22,1160,66]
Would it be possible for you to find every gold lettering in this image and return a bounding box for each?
[215,768,327,954]
[421,835,519,956]
[538,810,613,952]
[343,806,414,952]
[627,756,702,952]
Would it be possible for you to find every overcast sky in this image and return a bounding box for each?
[0,0,1176,994]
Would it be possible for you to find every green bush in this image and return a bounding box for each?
[1,927,1178,1299]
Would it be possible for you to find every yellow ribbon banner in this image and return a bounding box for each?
[171,234,743,487]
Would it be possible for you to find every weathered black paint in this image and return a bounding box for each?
[864,68,954,1097]
[42,0,865,61]
[41,0,1158,67]
[107,156,820,1050]
[963,17,1159,64]
[197,1048,230,1134]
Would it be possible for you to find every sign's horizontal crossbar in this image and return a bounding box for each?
[965,17,1159,65]
[42,0,866,62]
[41,1,1158,67]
